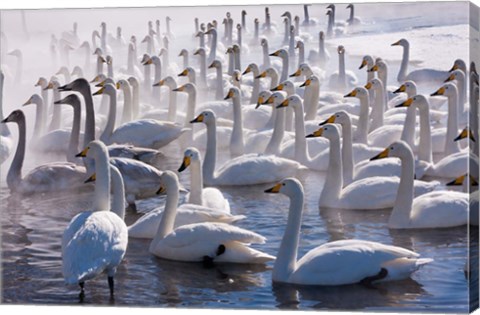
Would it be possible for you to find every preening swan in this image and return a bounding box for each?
[148,171,275,264]
[264,178,432,285]
[371,141,469,229]
[191,110,303,186]
[62,140,127,299]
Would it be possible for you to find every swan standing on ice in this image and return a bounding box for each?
[63,141,127,300]
[264,177,432,285]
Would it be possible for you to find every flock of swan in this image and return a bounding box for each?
[0,3,477,302]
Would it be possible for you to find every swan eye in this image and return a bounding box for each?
[282,183,286,186]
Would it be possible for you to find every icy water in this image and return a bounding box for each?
[0,1,478,312]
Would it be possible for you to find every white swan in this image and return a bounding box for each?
[148,171,275,264]
[307,124,439,210]
[392,38,450,87]
[93,83,186,149]
[2,110,89,195]
[191,110,303,186]
[371,141,468,229]
[328,46,358,92]
[178,147,230,212]
[446,174,479,226]
[264,177,432,285]
[62,140,127,299]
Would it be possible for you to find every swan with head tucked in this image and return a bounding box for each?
[264,177,432,285]
[148,171,275,264]
[191,110,303,186]
[371,141,468,229]
[62,140,127,299]
[307,124,439,210]
[2,110,89,195]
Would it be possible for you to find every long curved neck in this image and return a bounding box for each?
[96,56,104,75]
[94,147,110,211]
[167,81,177,122]
[208,31,217,64]
[199,55,207,85]
[32,98,45,139]
[272,190,303,282]
[250,69,260,104]
[120,85,133,124]
[0,75,9,136]
[389,149,415,228]
[151,181,180,247]
[49,87,62,131]
[127,48,134,74]
[228,53,234,75]
[400,105,417,152]
[445,88,460,155]
[7,116,26,191]
[100,91,116,145]
[254,22,259,40]
[457,75,466,115]
[110,165,126,220]
[280,55,289,82]
[370,85,385,131]
[398,44,409,83]
[215,66,223,100]
[40,88,49,123]
[349,6,355,21]
[269,72,279,89]
[320,133,343,206]
[304,5,310,22]
[292,102,308,162]
[203,120,217,186]
[304,84,319,121]
[143,64,151,92]
[188,159,203,205]
[131,83,140,119]
[234,51,241,72]
[101,27,107,51]
[378,70,388,110]
[339,53,346,88]
[265,105,285,155]
[416,103,433,163]
[283,21,289,44]
[264,101,277,129]
[230,95,245,157]
[298,45,305,68]
[341,119,354,186]
[355,95,369,144]
[65,102,81,163]
[80,84,96,147]
[184,90,197,127]
[263,45,270,68]
[183,53,189,69]
[327,15,333,37]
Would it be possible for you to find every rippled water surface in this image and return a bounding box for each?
[0,1,478,312]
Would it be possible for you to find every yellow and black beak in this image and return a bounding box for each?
[93,87,105,96]
[264,182,282,193]
[430,87,445,97]
[22,97,33,106]
[393,84,406,94]
[271,84,284,91]
[344,89,357,98]
[300,79,311,88]
[178,156,191,172]
[359,59,368,69]
[44,82,54,90]
[269,50,280,57]
[256,96,265,109]
[319,115,336,126]
[395,97,413,108]
[370,148,390,161]
[255,71,267,79]
[224,90,234,100]
[95,79,106,87]
[190,113,204,124]
[449,63,459,72]
[446,174,465,186]
[76,146,90,158]
[306,127,324,138]
[153,79,165,87]
[156,185,166,195]
[444,74,455,83]
[242,67,251,75]
[34,79,42,87]
[289,69,301,77]
[116,82,121,89]
[142,58,153,65]
[454,127,475,142]
[367,65,379,72]
[173,85,185,92]
[84,173,96,184]
[178,69,189,77]
[364,82,373,90]
[391,40,401,46]
[276,98,288,109]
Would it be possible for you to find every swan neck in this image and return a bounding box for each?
[7,115,26,191]
[120,85,133,124]
[66,102,81,163]
[216,66,223,100]
[230,96,245,157]
[32,98,46,139]
[81,84,97,147]
[154,183,180,243]
[203,120,217,185]
[321,133,343,206]
[400,105,417,151]
[110,165,126,220]
[167,81,177,122]
[265,105,286,155]
[356,95,369,144]
[304,83,319,121]
[273,190,303,282]
[188,160,203,205]
[417,104,433,163]
[208,31,217,64]
[341,120,354,185]
[131,83,140,120]
[398,44,409,82]
[94,147,111,211]
[293,102,308,162]
[184,90,197,128]
[250,71,260,104]
[390,149,415,228]
[48,88,62,131]
[445,91,460,155]
[280,55,289,82]
[370,85,385,131]
[100,91,116,145]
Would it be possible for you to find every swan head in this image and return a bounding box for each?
[256,91,273,109]
[224,87,241,100]
[319,110,350,126]
[173,82,195,94]
[8,49,22,58]
[300,75,319,88]
[71,66,83,77]
[243,63,258,75]
[265,177,303,198]
[454,126,475,142]
[254,18,259,24]
[430,82,457,97]
[142,56,153,65]
[127,77,139,88]
[78,41,89,49]
[44,79,60,91]
[22,94,42,107]
[54,94,80,107]
[364,78,383,91]
[368,60,386,73]
[394,95,428,109]
[95,77,114,88]
[56,66,69,76]
[178,49,188,57]
[344,86,368,99]
[178,147,201,172]
[232,45,241,53]
[237,24,242,31]
[295,40,304,49]
[391,38,408,47]
[178,67,193,77]
[105,55,113,65]
[207,59,220,69]
[346,3,353,9]
[93,47,103,56]
[393,81,416,94]
[281,11,291,18]
[1,110,24,124]
[444,69,465,83]
[326,4,335,10]
[34,77,48,88]
[76,140,108,159]
[93,83,116,96]
[446,174,478,187]
[263,91,287,107]
[337,46,345,55]
[450,59,467,73]
[90,74,106,84]
[195,31,204,38]
[269,49,287,58]
[190,110,215,125]
[58,78,90,92]
[260,38,268,47]
[290,64,309,77]
[306,123,340,141]
[116,79,129,90]
[141,35,151,44]
[370,141,412,161]
[277,94,301,109]
[359,55,373,69]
